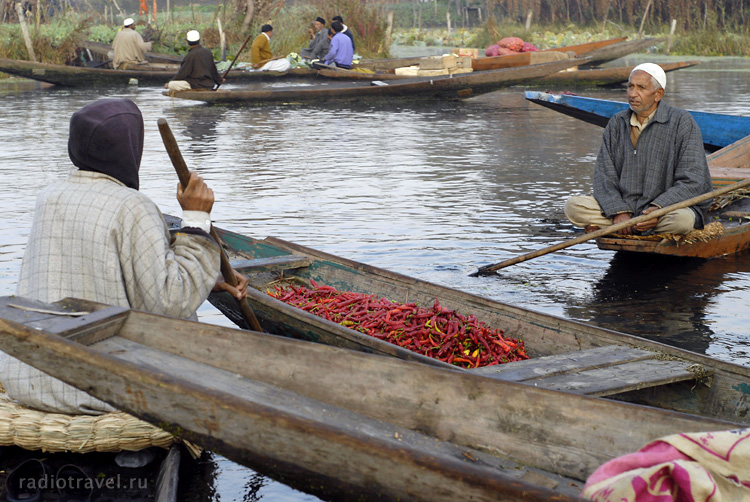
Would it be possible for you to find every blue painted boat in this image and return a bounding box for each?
[524,91,750,152]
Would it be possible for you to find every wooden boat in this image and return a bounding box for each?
[138,214,750,427]
[317,60,699,87]
[0,57,315,87]
[596,134,750,257]
[523,60,699,87]
[471,36,628,71]
[162,57,584,105]
[357,37,627,73]
[524,91,750,151]
[577,37,666,67]
[0,296,743,502]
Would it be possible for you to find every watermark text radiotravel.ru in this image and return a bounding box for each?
[19,473,148,491]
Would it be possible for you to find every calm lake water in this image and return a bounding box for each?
[2,53,750,500]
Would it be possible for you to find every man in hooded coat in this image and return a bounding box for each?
[1,98,246,415]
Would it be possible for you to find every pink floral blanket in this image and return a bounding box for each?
[582,428,750,502]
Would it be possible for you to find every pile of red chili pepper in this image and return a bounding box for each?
[267,279,528,368]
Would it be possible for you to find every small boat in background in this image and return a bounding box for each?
[523,60,699,87]
[524,90,750,151]
[162,58,583,105]
[0,57,314,87]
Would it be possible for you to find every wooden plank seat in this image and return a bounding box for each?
[230,255,310,272]
[473,345,710,397]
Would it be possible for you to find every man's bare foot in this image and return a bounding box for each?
[584,225,600,234]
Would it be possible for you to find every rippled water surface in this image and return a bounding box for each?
[2,54,750,500]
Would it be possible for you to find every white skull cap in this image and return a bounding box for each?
[123,18,134,26]
[630,63,666,91]
[186,30,200,42]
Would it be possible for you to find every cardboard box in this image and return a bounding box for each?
[452,48,480,59]
[454,56,472,69]
[419,55,457,70]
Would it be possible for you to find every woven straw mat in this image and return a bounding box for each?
[0,391,176,453]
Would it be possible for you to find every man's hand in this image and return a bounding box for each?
[613,212,635,235]
[177,171,214,213]
[213,269,248,300]
[634,205,660,232]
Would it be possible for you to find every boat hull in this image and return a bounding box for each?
[164,58,584,105]
[525,91,750,151]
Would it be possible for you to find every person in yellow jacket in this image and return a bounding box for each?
[250,24,291,72]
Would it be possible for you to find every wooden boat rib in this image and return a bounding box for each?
[596,134,750,257]
[0,296,742,502]
[0,57,315,87]
[524,91,750,151]
[471,36,628,72]
[524,60,699,87]
[162,58,585,105]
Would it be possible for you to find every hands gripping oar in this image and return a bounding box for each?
[157,118,264,332]
[471,178,750,277]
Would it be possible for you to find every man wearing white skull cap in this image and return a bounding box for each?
[565,62,713,236]
[112,18,153,69]
[166,30,224,92]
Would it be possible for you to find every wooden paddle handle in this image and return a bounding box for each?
[157,118,264,332]
[473,177,750,276]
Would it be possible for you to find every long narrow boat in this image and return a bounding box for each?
[0,296,743,502]
[596,134,750,257]
[317,60,699,88]
[525,90,750,151]
[162,57,584,105]
[356,36,627,72]
[471,36,628,71]
[137,213,750,425]
[523,59,699,87]
[0,57,315,87]
[577,37,666,67]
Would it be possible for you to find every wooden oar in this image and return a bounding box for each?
[157,118,264,332]
[216,32,254,89]
[471,178,750,277]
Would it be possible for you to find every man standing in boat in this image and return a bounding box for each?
[250,24,292,72]
[165,30,224,92]
[112,18,152,70]
[564,63,713,235]
[0,98,247,415]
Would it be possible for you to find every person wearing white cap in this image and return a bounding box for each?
[111,18,153,70]
[165,30,224,92]
[565,62,713,236]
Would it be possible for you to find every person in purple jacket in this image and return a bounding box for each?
[314,21,353,70]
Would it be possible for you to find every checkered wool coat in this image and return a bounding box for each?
[1,170,220,414]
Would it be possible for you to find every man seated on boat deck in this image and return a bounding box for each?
[250,24,292,72]
[312,22,354,70]
[564,63,713,236]
[0,98,247,415]
[331,15,355,52]
[112,18,152,70]
[165,30,224,92]
[300,17,330,60]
